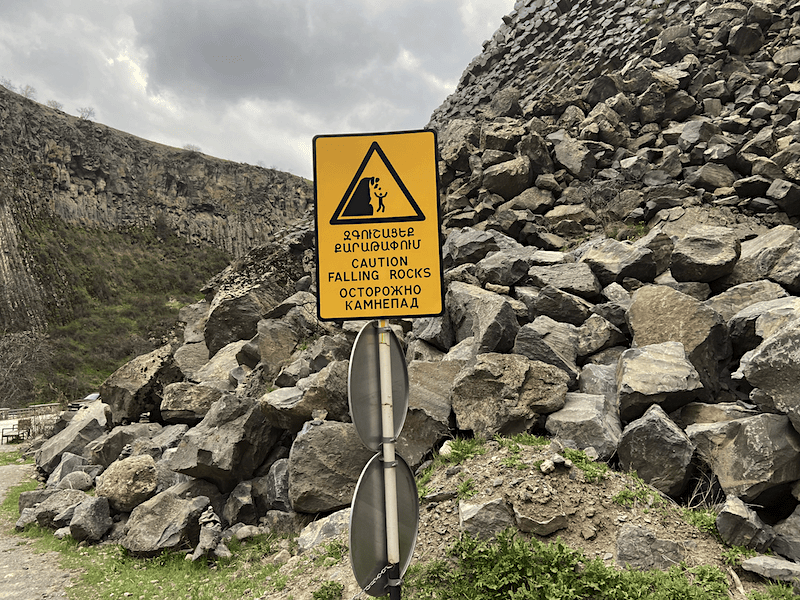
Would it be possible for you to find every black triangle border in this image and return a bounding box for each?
[329,141,426,225]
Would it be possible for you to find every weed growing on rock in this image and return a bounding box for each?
[722,545,759,568]
[612,472,665,510]
[562,448,610,483]
[682,507,720,540]
[311,581,344,600]
[404,529,732,600]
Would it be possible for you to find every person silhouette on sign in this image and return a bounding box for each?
[342,177,387,216]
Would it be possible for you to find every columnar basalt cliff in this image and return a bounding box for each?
[20,0,800,596]
[0,86,311,331]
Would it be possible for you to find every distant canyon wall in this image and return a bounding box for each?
[0,86,312,331]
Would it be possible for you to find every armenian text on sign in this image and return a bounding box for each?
[313,130,444,321]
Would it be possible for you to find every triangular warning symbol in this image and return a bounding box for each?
[329,142,426,225]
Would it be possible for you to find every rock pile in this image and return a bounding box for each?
[17,0,800,590]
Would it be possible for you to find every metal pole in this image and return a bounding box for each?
[377,319,401,599]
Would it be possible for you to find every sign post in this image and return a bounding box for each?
[314,130,443,598]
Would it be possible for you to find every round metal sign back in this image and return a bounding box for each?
[349,453,419,596]
[348,321,409,452]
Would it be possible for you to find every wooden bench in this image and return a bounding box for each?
[1,419,32,444]
[1,425,22,444]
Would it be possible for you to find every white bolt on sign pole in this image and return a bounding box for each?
[377,319,402,599]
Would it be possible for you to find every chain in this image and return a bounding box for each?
[349,564,392,600]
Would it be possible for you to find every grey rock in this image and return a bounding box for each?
[512,319,580,388]
[735,318,800,429]
[720,225,799,287]
[83,422,162,469]
[741,555,800,589]
[100,344,182,424]
[616,341,703,423]
[35,400,110,474]
[729,296,800,356]
[704,280,788,323]
[96,455,159,513]
[121,489,210,557]
[223,481,257,526]
[447,281,519,353]
[553,137,595,180]
[160,382,223,425]
[545,392,622,461]
[627,285,730,397]
[31,489,88,529]
[670,226,741,283]
[459,497,515,540]
[482,156,533,200]
[616,523,685,570]
[527,262,601,300]
[688,414,800,503]
[70,496,113,542]
[617,405,695,498]
[297,508,350,553]
[451,353,568,438]
[287,421,373,514]
[399,360,460,467]
[716,496,775,551]
[580,239,656,286]
[167,394,280,493]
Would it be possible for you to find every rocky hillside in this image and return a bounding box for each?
[0,86,311,331]
[17,0,800,596]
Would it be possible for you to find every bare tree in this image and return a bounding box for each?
[77,106,96,120]
[46,99,63,110]
[183,143,202,152]
[19,84,36,100]
[0,331,54,408]
[0,77,14,92]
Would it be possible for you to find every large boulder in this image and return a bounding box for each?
[627,285,730,397]
[545,392,622,460]
[96,455,159,513]
[617,405,695,498]
[166,394,281,493]
[616,341,704,423]
[687,414,800,504]
[35,399,110,474]
[121,489,210,557]
[69,497,113,542]
[446,281,520,354]
[670,225,741,283]
[398,360,460,467]
[451,353,569,438]
[735,319,800,430]
[82,422,162,469]
[259,360,349,433]
[100,344,183,425]
[580,239,657,286]
[287,421,374,514]
[160,383,224,425]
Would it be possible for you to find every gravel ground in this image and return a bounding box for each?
[0,446,76,600]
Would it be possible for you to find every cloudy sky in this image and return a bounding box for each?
[0,0,515,179]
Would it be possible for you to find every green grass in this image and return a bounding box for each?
[404,529,732,600]
[0,449,33,467]
[13,525,288,600]
[8,215,231,405]
[682,507,720,539]
[562,448,610,483]
[417,437,487,498]
[612,472,665,510]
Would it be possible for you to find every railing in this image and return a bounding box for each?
[0,403,61,420]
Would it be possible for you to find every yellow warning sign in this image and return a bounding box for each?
[313,130,444,321]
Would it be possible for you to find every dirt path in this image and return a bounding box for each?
[0,451,76,599]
